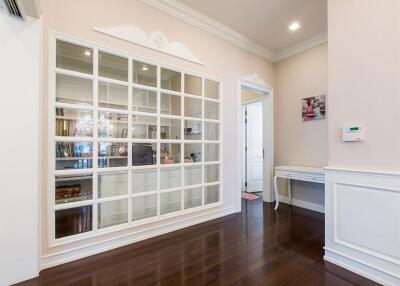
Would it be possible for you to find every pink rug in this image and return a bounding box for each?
[241,192,261,200]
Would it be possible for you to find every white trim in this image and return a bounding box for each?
[279,196,324,213]
[41,205,236,269]
[140,0,327,63]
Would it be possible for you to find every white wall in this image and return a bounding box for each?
[0,13,41,286]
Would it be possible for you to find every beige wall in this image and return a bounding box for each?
[274,43,328,205]
[40,0,274,257]
[328,0,400,171]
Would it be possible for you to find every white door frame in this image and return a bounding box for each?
[236,74,274,212]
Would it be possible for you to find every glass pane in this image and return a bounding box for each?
[184,97,202,118]
[160,143,181,164]
[98,142,128,168]
[160,167,181,189]
[56,40,93,74]
[204,122,219,140]
[161,118,181,140]
[205,143,219,162]
[98,112,128,138]
[55,175,92,205]
[184,187,202,209]
[160,190,181,214]
[56,142,93,170]
[98,172,128,198]
[205,185,219,204]
[132,88,157,113]
[98,199,128,229]
[55,205,92,239]
[98,82,128,110]
[204,100,219,120]
[205,164,219,183]
[132,115,157,139]
[56,74,93,105]
[184,166,202,186]
[56,108,93,137]
[132,143,156,166]
[132,195,157,221]
[161,68,181,92]
[99,51,128,82]
[184,143,202,163]
[161,93,181,116]
[133,60,157,87]
[184,120,202,140]
[132,169,157,193]
[184,74,202,96]
[205,79,219,99]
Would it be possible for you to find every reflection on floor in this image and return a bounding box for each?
[16,200,379,286]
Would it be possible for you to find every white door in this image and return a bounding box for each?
[245,101,263,193]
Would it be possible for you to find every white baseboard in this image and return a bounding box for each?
[280,196,324,213]
[41,205,236,270]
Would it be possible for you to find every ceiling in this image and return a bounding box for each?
[177,0,327,54]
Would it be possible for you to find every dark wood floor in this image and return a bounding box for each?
[16,199,380,286]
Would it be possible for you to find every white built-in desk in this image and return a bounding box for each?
[274,165,325,210]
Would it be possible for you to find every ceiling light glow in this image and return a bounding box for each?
[84,50,91,56]
[142,66,149,71]
[289,22,300,31]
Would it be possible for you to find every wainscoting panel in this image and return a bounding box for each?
[325,168,400,286]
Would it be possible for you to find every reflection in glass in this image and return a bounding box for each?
[133,61,157,87]
[204,143,219,162]
[55,205,92,239]
[98,82,128,110]
[184,165,202,186]
[205,164,219,183]
[56,74,93,105]
[205,79,219,99]
[98,199,128,228]
[184,74,202,96]
[98,172,128,198]
[55,175,92,205]
[160,167,181,189]
[99,51,128,81]
[132,88,157,113]
[204,122,219,140]
[56,40,93,74]
[132,115,157,139]
[160,190,181,214]
[98,112,128,138]
[161,93,181,115]
[98,142,128,168]
[205,101,219,120]
[184,120,202,140]
[184,187,202,209]
[160,118,181,140]
[56,108,93,137]
[132,143,156,166]
[56,142,93,170]
[205,185,219,204]
[161,68,181,92]
[160,143,181,164]
[132,195,157,221]
[184,97,202,118]
[184,143,202,163]
[132,169,157,193]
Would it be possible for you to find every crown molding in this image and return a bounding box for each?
[141,0,327,63]
[273,32,328,62]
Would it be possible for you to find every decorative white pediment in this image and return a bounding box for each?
[94,25,204,65]
[240,73,271,92]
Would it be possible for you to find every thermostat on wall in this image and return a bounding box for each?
[342,126,364,142]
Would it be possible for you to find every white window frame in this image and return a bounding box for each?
[47,32,223,246]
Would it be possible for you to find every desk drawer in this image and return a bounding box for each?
[301,172,325,183]
[276,171,300,180]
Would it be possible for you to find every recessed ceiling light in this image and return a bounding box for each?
[289,22,300,31]
[142,65,149,71]
[84,50,91,56]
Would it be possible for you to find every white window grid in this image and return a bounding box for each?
[48,33,223,246]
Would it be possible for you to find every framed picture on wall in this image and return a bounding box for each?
[302,94,326,121]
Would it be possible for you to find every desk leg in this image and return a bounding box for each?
[274,175,279,210]
[288,178,292,205]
